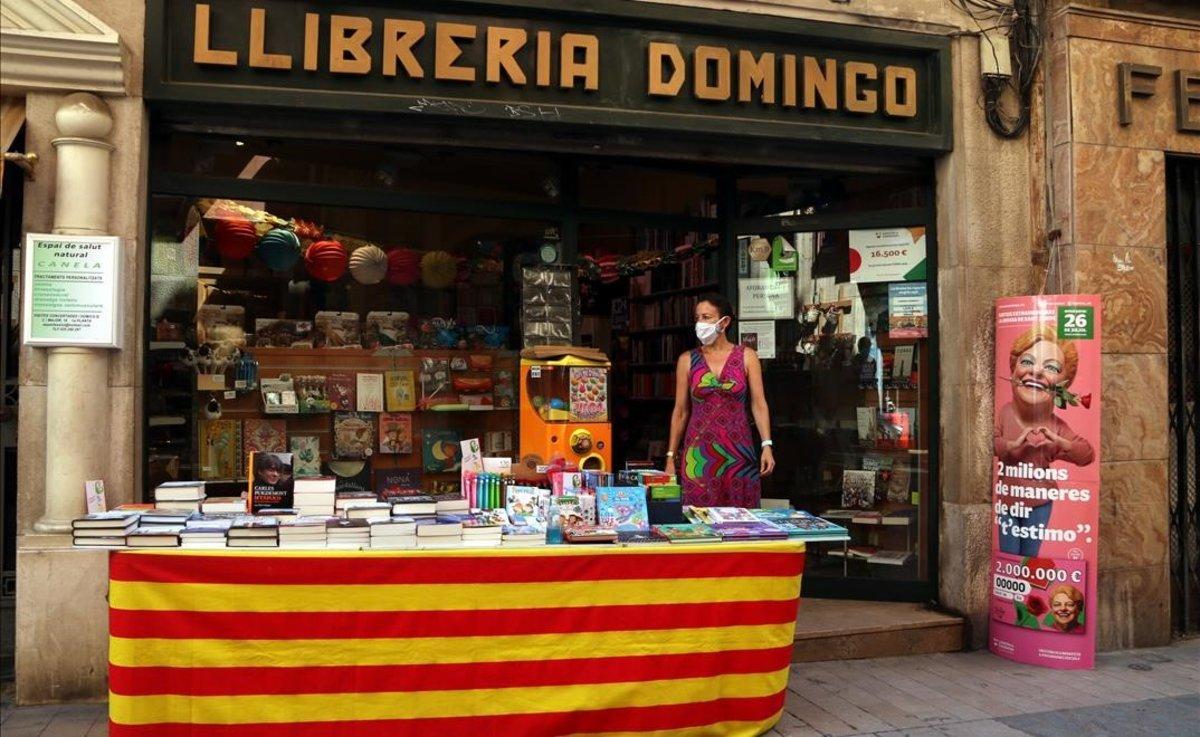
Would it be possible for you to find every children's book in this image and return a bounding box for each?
[356,373,384,413]
[713,520,788,540]
[419,359,453,409]
[596,486,649,533]
[422,429,462,473]
[651,523,720,544]
[384,370,417,412]
[242,419,287,457]
[326,372,356,411]
[702,507,759,524]
[289,435,322,477]
[332,412,375,460]
[378,413,413,454]
[375,469,423,500]
[199,419,241,480]
[551,495,588,530]
[505,486,550,530]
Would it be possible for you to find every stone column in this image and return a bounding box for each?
[32,93,114,533]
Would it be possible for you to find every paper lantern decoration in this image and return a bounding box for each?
[256,228,301,271]
[304,240,348,282]
[421,250,458,289]
[291,219,324,241]
[212,214,258,260]
[349,245,388,285]
[387,248,421,286]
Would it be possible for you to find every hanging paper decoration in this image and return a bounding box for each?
[421,250,458,289]
[387,248,422,286]
[291,219,325,241]
[256,228,302,272]
[578,235,720,282]
[349,244,388,285]
[305,240,348,282]
[211,213,259,261]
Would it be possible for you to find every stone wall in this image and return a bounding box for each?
[1043,4,1199,648]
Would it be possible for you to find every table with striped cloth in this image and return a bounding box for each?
[108,541,804,736]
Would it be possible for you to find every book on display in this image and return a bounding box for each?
[651,523,720,543]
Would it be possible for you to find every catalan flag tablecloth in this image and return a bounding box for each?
[108,541,804,736]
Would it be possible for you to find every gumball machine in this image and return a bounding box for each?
[519,349,612,474]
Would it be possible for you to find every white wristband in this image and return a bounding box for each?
[761,440,773,448]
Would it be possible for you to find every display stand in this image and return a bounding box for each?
[108,541,804,737]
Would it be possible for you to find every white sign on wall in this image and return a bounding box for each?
[22,233,122,348]
[737,278,795,319]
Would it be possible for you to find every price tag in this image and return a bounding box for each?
[224,391,237,400]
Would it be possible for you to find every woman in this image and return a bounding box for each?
[994,325,1094,556]
[1048,584,1085,633]
[666,294,774,507]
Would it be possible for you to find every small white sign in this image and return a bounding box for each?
[22,234,122,347]
[84,480,107,514]
[739,320,777,359]
[737,278,794,319]
[848,227,927,283]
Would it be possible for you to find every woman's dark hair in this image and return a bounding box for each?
[696,293,734,320]
[255,454,283,472]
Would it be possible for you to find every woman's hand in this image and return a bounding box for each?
[665,454,677,479]
[1007,426,1042,455]
[760,446,775,477]
[1038,426,1073,454]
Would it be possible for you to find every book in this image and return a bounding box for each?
[254,318,312,348]
[72,511,141,530]
[138,510,197,525]
[700,507,759,524]
[289,435,322,477]
[72,536,127,547]
[73,523,139,538]
[84,480,107,514]
[750,509,848,537]
[247,452,295,513]
[563,525,618,543]
[154,481,206,502]
[422,429,462,473]
[868,550,914,566]
[364,311,411,348]
[242,419,287,457]
[199,419,241,480]
[332,412,375,459]
[227,537,280,548]
[313,311,361,349]
[228,516,280,537]
[651,523,720,544]
[415,519,463,537]
[841,470,876,509]
[331,463,373,495]
[126,526,184,547]
[326,372,356,411]
[378,413,413,454]
[419,359,453,409]
[384,370,417,412]
[392,496,437,516]
[888,464,912,504]
[376,470,423,500]
[199,496,245,514]
[550,495,588,530]
[713,520,788,540]
[344,502,393,520]
[295,375,331,414]
[505,486,550,530]
[356,373,385,412]
[596,487,649,533]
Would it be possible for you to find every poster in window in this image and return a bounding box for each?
[849,228,926,283]
[737,278,794,320]
[888,283,929,338]
[738,321,776,359]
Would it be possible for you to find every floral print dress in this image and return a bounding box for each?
[681,345,761,507]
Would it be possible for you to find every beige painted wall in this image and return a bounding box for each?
[1043,4,1198,649]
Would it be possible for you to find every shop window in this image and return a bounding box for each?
[155,133,563,204]
[579,162,717,216]
[146,193,550,495]
[733,228,932,584]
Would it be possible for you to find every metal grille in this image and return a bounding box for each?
[1167,156,1199,635]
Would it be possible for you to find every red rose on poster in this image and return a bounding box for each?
[1080,394,1092,409]
[1025,594,1049,617]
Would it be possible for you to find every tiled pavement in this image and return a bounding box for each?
[3,640,1197,737]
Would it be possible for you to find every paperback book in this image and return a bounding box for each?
[378,413,413,454]
[242,419,287,457]
[422,429,462,473]
[356,373,385,412]
[326,372,356,411]
[596,486,649,533]
[376,469,423,500]
[289,435,322,477]
[332,412,375,459]
[384,370,417,412]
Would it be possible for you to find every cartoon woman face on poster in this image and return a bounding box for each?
[994,324,1095,557]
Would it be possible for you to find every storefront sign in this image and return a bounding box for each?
[1117,62,1199,132]
[849,227,926,283]
[887,283,927,338]
[147,0,950,151]
[22,233,122,348]
[990,295,1100,669]
[738,278,794,320]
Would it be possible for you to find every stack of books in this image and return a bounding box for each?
[180,518,233,549]
[138,509,196,526]
[293,477,336,516]
[326,518,370,549]
[335,491,377,515]
[459,516,503,548]
[750,509,848,538]
[415,518,463,548]
[435,498,470,515]
[368,517,417,549]
[563,525,617,544]
[154,481,206,512]
[227,516,279,548]
[278,518,329,548]
[502,524,547,547]
[71,511,140,547]
[344,501,392,521]
[650,523,719,544]
[392,495,437,519]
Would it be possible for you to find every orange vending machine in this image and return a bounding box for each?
[519,348,612,473]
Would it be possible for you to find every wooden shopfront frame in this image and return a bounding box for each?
[143,0,948,602]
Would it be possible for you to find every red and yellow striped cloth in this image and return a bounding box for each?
[109,542,804,736]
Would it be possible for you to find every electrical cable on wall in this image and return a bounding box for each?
[950,0,1046,139]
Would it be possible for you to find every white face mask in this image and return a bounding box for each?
[696,319,724,346]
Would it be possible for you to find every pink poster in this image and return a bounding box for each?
[990,295,1100,669]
